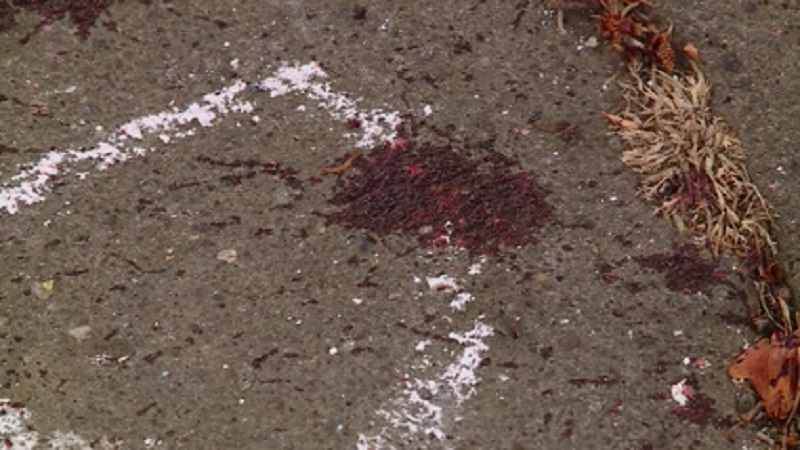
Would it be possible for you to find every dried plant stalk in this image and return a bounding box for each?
[609,62,776,261]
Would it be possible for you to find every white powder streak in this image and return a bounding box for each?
[1,62,400,215]
[256,63,401,149]
[0,80,251,214]
[449,292,474,312]
[426,275,460,291]
[0,400,118,449]
[357,321,494,449]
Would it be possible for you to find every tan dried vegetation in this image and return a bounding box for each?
[582,0,800,446]
[607,62,776,261]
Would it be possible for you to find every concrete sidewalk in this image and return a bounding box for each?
[2,1,800,449]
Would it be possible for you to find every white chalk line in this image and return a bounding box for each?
[357,261,494,450]
[0,399,127,449]
[1,61,494,449]
[0,61,400,215]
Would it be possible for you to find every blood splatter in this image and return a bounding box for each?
[635,244,718,294]
[326,137,552,255]
[5,0,151,42]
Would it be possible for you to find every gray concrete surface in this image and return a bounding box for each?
[1,1,800,449]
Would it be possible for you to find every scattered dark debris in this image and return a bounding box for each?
[596,261,622,284]
[195,155,302,189]
[613,233,633,247]
[252,227,273,237]
[350,345,374,355]
[194,13,228,29]
[251,348,279,369]
[531,120,580,142]
[561,418,573,439]
[0,142,25,154]
[396,321,460,345]
[511,0,529,29]
[635,244,719,294]
[355,274,378,288]
[142,350,163,364]
[208,215,242,231]
[103,328,118,341]
[44,238,61,249]
[326,136,552,255]
[538,345,554,359]
[135,400,158,417]
[352,5,367,21]
[62,267,88,276]
[452,35,473,54]
[167,180,202,192]
[568,376,620,387]
[623,281,644,293]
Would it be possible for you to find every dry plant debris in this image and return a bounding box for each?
[579,0,799,446]
[728,331,800,420]
[608,63,776,261]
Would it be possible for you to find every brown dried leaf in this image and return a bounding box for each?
[728,333,800,419]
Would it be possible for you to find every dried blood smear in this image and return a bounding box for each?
[5,0,151,41]
[326,139,552,255]
[634,244,717,294]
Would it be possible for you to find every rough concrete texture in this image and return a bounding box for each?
[1,1,800,449]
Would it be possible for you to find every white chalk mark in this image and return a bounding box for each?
[426,275,459,291]
[449,291,474,312]
[1,59,492,450]
[0,399,118,449]
[256,63,401,149]
[0,62,400,215]
[357,278,494,450]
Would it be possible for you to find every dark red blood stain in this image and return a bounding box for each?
[6,0,151,42]
[327,139,552,255]
[667,376,735,430]
[561,419,573,439]
[671,391,719,428]
[634,244,718,294]
[345,117,362,130]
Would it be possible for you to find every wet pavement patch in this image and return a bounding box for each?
[326,136,553,255]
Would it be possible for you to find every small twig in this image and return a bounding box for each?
[781,348,800,446]
[320,149,362,175]
[543,1,593,10]
[557,9,567,34]
[725,403,763,440]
